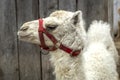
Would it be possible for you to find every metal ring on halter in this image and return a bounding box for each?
[40,49,49,55]
[70,50,75,57]
[55,42,61,48]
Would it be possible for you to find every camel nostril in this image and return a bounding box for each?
[20,26,29,31]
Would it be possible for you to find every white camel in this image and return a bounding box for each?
[17,10,119,80]
[18,10,87,80]
[82,21,119,80]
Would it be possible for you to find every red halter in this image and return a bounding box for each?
[38,19,81,56]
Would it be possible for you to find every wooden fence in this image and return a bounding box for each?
[0,0,119,80]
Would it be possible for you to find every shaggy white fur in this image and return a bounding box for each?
[18,10,86,80]
[83,21,119,80]
[17,10,119,80]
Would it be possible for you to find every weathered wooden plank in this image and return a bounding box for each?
[115,41,120,49]
[77,0,88,29]
[39,0,58,80]
[115,17,120,49]
[77,0,87,18]
[39,0,58,17]
[86,0,108,26]
[58,0,76,11]
[114,0,120,35]
[114,0,120,53]
[0,0,19,80]
[117,49,120,78]
[108,0,114,38]
[16,0,41,80]
[114,4,120,76]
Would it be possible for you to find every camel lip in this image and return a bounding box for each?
[18,35,29,38]
[17,31,31,37]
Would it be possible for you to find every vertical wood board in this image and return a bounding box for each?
[86,0,108,27]
[0,0,19,80]
[58,0,76,11]
[77,0,88,29]
[39,0,58,80]
[16,0,41,80]
[114,0,120,35]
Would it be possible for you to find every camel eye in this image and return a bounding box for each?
[46,25,58,31]
[20,26,29,31]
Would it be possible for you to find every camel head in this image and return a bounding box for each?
[17,10,86,49]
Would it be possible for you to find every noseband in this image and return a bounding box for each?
[38,19,81,56]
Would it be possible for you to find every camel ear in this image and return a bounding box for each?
[71,10,82,25]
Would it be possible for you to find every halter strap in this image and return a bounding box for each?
[38,19,81,56]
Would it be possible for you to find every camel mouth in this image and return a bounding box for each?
[17,31,32,39]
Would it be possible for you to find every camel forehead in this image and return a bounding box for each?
[44,17,62,26]
[50,10,73,19]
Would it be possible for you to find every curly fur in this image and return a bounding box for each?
[17,10,119,80]
[18,10,87,80]
[83,21,119,80]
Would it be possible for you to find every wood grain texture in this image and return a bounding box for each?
[117,49,120,78]
[0,0,19,80]
[108,0,113,27]
[115,41,120,49]
[108,0,114,37]
[58,0,76,11]
[115,20,120,49]
[77,0,88,29]
[114,0,120,51]
[113,0,120,35]
[86,0,108,26]
[39,0,58,80]
[16,0,41,80]
[0,0,119,80]
[39,0,58,17]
